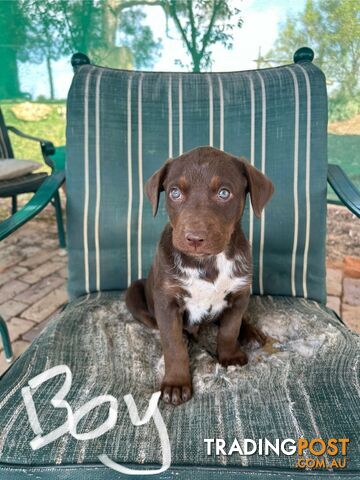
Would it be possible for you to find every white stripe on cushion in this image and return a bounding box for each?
[127,76,133,286]
[256,71,266,296]
[207,74,214,147]
[297,65,311,299]
[230,389,249,466]
[94,71,103,292]
[297,379,331,465]
[283,363,306,440]
[83,69,92,294]
[353,356,360,398]
[286,67,300,297]
[137,74,144,279]
[178,76,183,155]
[217,75,224,150]
[248,75,255,253]
[168,76,173,158]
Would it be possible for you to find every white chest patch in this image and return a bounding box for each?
[177,252,250,325]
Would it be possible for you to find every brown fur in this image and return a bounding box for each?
[125,146,274,405]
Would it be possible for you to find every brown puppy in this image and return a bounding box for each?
[125,146,274,405]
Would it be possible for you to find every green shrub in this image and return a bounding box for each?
[329,94,360,122]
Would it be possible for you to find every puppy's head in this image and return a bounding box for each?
[145,146,274,257]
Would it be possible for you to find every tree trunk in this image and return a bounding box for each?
[0,47,22,99]
[46,55,55,100]
[102,0,119,48]
[192,53,201,72]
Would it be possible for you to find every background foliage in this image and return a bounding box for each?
[267,0,360,122]
[0,0,241,98]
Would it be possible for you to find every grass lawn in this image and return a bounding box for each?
[1,101,66,173]
[1,101,359,194]
[328,134,360,187]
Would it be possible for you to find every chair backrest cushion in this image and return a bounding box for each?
[66,61,328,303]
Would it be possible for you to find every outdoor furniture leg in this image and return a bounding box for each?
[52,190,66,248]
[11,195,17,214]
[0,315,13,363]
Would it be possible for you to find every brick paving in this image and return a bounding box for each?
[0,197,359,375]
[327,262,360,332]
[0,196,68,374]
[326,207,360,332]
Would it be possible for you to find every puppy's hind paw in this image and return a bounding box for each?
[218,348,248,367]
[240,320,267,347]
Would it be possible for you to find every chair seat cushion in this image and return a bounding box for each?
[0,159,41,180]
[0,293,359,478]
[0,172,48,196]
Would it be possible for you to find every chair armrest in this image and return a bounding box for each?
[328,164,360,218]
[7,125,56,168]
[49,145,66,172]
[0,170,65,241]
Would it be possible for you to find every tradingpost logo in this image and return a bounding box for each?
[204,437,350,469]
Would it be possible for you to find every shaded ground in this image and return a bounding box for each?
[328,114,360,135]
[0,195,67,374]
[327,204,360,265]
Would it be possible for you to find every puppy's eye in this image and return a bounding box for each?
[169,187,182,200]
[218,188,231,200]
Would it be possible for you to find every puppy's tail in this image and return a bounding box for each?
[125,279,158,329]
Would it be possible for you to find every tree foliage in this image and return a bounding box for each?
[0,0,28,98]
[0,0,243,99]
[21,0,161,68]
[164,0,243,72]
[1,0,162,98]
[268,0,360,120]
[117,8,162,69]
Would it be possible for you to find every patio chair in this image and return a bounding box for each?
[0,47,359,479]
[0,107,66,247]
[0,108,66,364]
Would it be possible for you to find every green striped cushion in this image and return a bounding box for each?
[66,62,328,302]
[0,294,359,473]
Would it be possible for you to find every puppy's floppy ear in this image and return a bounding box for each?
[145,160,171,216]
[238,157,274,218]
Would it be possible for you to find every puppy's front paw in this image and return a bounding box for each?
[218,348,248,367]
[161,381,192,405]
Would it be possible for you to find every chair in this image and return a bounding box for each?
[0,107,66,247]
[0,108,66,364]
[0,47,359,479]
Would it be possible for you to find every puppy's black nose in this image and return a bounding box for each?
[185,232,205,248]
